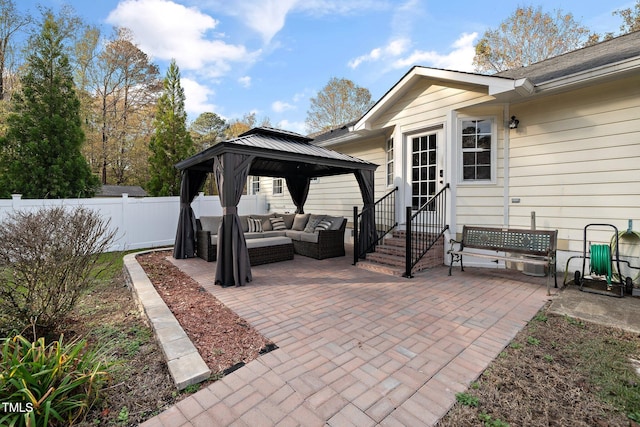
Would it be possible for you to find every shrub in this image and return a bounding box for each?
[0,334,109,427]
[0,206,117,336]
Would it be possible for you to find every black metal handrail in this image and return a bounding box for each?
[353,186,398,265]
[404,183,449,277]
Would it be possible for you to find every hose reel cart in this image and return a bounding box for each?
[568,224,637,298]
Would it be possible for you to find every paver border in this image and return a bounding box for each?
[123,248,211,390]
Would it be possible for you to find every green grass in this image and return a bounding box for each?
[569,334,640,418]
[455,392,479,407]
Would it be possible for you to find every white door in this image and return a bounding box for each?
[409,131,442,212]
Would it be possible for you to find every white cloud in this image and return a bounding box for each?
[272,100,296,113]
[238,76,252,88]
[277,119,306,135]
[348,38,409,69]
[208,0,390,43]
[106,0,258,74]
[242,0,298,43]
[392,32,477,72]
[181,77,217,117]
[349,32,477,73]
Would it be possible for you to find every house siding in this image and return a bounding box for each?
[373,80,493,130]
[508,75,640,252]
[263,137,387,220]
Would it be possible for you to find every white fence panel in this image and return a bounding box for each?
[0,193,267,252]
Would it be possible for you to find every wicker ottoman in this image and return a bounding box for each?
[246,236,294,266]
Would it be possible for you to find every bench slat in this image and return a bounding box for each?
[463,226,556,256]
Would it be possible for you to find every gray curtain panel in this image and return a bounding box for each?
[285,175,311,214]
[173,169,208,259]
[214,152,254,287]
[355,169,376,256]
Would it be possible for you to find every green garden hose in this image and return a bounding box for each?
[590,244,612,284]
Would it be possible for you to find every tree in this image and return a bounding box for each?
[0,0,32,101]
[473,6,591,74]
[225,112,271,139]
[0,12,98,198]
[189,111,227,149]
[148,59,194,196]
[614,0,640,34]
[305,77,374,134]
[89,28,160,186]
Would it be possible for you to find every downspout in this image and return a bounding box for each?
[503,106,510,228]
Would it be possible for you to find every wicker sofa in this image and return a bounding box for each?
[196,213,347,263]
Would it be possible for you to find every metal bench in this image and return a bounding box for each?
[448,226,558,295]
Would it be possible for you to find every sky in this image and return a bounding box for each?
[16,0,633,134]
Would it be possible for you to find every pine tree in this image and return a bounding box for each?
[148,59,194,196]
[1,12,98,198]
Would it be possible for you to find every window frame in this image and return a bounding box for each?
[272,178,283,196]
[386,137,394,187]
[249,176,260,195]
[457,116,497,185]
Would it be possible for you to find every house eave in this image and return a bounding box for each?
[314,127,389,148]
[534,57,640,94]
[354,66,532,131]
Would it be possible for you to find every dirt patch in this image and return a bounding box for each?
[67,263,177,426]
[438,306,640,427]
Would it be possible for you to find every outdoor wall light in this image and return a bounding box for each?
[509,116,519,129]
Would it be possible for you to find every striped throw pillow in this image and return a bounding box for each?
[248,218,263,232]
[269,217,286,231]
[314,220,332,232]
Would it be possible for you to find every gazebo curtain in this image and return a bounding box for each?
[355,169,376,255]
[214,152,254,287]
[285,176,311,214]
[173,169,208,259]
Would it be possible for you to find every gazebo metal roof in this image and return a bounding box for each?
[175,127,377,177]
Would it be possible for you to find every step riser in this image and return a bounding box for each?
[384,237,445,248]
[356,261,404,277]
[360,244,444,275]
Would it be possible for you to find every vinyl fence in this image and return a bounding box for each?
[0,193,267,252]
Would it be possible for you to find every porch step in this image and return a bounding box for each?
[355,234,445,277]
[357,259,405,277]
[366,251,406,268]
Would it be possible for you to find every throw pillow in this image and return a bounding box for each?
[314,220,332,232]
[269,217,286,231]
[292,213,310,231]
[248,218,263,233]
[304,216,323,233]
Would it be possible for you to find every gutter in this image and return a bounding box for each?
[534,57,640,94]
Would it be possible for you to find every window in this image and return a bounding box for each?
[249,176,260,194]
[386,137,394,187]
[273,178,283,195]
[461,118,493,181]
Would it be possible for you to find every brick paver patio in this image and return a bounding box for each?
[140,246,551,426]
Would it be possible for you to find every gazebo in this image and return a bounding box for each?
[173,127,378,287]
